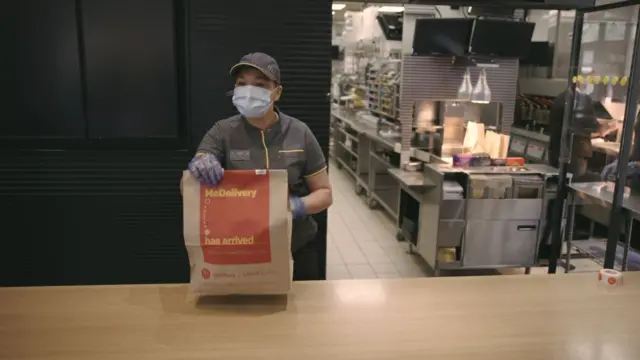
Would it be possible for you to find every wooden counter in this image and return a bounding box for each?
[1,273,640,359]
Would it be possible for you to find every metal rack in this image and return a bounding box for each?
[330,107,402,222]
[366,60,401,119]
[563,182,640,272]
[548,1,640,274]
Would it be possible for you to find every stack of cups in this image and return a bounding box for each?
[598,269,623,286]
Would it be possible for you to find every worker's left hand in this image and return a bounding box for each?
[289,196,307,220]
[601,160,618,181]
[601,161,640,180]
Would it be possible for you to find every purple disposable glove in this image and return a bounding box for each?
[601,161,640,181]
[290,196,307,220]
[188,153,224,186]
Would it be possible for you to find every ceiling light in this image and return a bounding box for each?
[378,6,404,13]
[332,11,335,15]
[332,3,346,11]
[471,69,492,104]
[457,69,473,101]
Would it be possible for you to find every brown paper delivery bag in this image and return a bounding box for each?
[182,169,292,295]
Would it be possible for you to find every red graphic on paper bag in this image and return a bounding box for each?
[201,268,211,279]
[200,171,272,265]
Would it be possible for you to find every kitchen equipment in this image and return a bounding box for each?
[469,174,513,199]
[443,181,464,200]
[414,101,440,130]
[463,122,486,153]
[512,175,544,199]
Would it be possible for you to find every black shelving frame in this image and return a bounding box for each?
[547,0,640,273]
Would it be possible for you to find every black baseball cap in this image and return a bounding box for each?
[229,53,281,84]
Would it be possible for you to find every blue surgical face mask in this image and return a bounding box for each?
[232,85,273,118]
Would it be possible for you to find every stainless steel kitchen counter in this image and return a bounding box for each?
[569,182,616,208]
[331,109,399,151]
[567,182,640,271]
[569,182,640,216]
[423,162,561,176]
[388,168,434,192]
[626,196,640,220]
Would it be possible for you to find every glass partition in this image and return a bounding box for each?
[553,6,639,89]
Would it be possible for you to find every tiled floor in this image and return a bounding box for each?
[327,162,431,280]
[326,161,601,279]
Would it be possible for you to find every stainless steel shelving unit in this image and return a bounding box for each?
[565,182,640,272]
[330,107,402,221]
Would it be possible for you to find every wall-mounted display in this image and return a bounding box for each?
[412,18,474,56]
[469,20,535,58]
[376,13,403,41]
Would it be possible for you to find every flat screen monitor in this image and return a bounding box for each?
[412,18,474,56]
[469,20,535,58]
[521,41,553,66]
[377,14,403,41]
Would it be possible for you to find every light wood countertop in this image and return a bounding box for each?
[1,273,640,359]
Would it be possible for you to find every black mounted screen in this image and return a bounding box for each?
[412,18,474,56]
[376,13,403,41]
[521,41,553,66]
[469,20,535,58]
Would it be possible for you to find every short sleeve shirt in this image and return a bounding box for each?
[196,111,327,251]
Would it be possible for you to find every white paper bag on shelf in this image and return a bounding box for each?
[484,130,497,158]
[499,134,510,158]
[463,122,486,153]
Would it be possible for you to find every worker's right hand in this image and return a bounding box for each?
[601,160,618,181]
[188,153,224,186]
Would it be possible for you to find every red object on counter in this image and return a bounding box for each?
[505,157,525,166]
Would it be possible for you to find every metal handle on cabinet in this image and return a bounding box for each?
[517,225,537,231]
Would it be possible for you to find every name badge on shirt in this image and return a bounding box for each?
[230,149,251,161]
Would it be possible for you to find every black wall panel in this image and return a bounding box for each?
[0,0,189,287]
[0,0,85,139]
[188,0,332,278]
[82,0,180,139]
[1,0,331,286]
[0,150,190,286]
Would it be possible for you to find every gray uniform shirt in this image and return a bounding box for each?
[197,111,327,252]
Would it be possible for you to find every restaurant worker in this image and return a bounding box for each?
[547,75,616,179]
[601,113,640,195]
[187,53,333,280]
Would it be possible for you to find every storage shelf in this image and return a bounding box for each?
[338,142,358,158]
[358,172,369,186]
[372,187,399,220]
[369,151,393,168]
[339,128,359,143]
[372,173,399,191]
[571,238,640,271]
[437,261,462,270]
[336,158,357,179]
